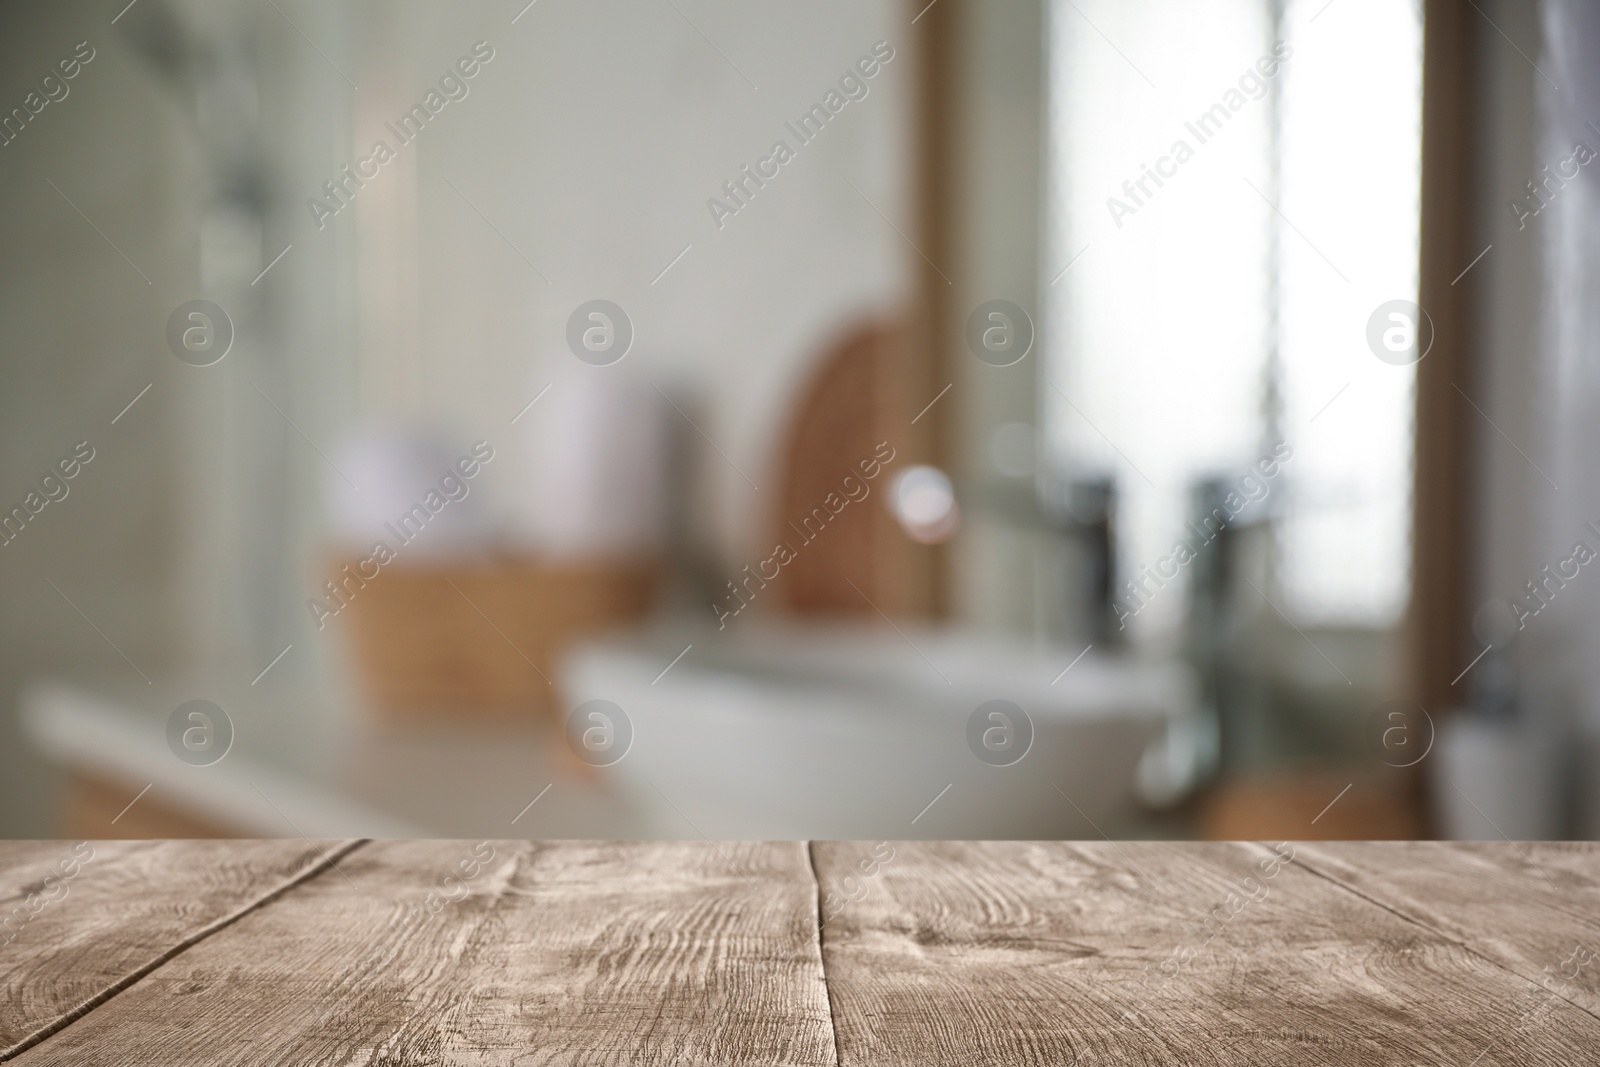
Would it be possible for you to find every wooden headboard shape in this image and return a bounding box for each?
[768,319,936,619]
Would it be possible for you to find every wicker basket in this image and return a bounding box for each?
[332,555,658,726]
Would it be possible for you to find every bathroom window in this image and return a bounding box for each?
[1044,0,1423,636]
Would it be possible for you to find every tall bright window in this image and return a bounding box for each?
[1046,0,1423,636]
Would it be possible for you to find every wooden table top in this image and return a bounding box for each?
[1,840,1597,1064]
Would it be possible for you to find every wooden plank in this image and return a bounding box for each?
[0,839,357,1059]
[10,840,835,1066]
[812,840,1600,1065]
[1295,841,1600,1016]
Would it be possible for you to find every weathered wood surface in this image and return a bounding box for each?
[4,840,1599,1065]
[812,840,1600,1066]
[8,840,835,1067]
[1295,841,1600,1017]
[0,839,356,1059]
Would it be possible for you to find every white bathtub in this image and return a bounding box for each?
[562,623,1197,839]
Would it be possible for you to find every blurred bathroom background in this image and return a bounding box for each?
[2,0,1597,841]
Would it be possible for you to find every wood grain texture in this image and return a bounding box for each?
[12,840,835,1067]
[0,839,357,1059]
[9,840,1600,1065]
[811,840,1600,1065]
[1295,841,1600,1018]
